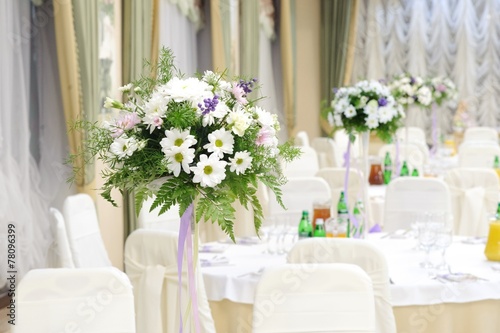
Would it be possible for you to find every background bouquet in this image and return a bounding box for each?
[428,76,458,106]
[324,80,404,142]
[74,48,299,240]
[388,73,433,109]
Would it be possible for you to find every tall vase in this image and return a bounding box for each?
[360,132,370,238]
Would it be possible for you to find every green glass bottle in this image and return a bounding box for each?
[314,218,326,237]
[337,191,350,237]
[383,152,392,184]
[495,202,500,220]
[494,155,500,169]
[411,168,419,177]
[298,210,311,239]
[351,199,364,238]
[400,161,410,177]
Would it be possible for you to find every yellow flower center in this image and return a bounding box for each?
[236,158,243,165]
[215,139,223,148]
[122,145,127,152]
[174,153,183,163]
[204,165,213,175]
[174,138,184,146]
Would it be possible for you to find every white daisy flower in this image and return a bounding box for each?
[226,107,251,136]
[199,101,230,127]
[118,83,133,93]
[358,96,368,107]
[204,129,234,158]
[229,151,253,175]
[109,135,139,159]
[378,106,394,124]
[160,77,213,106]
[344,105,357,118]
[163,145,195,177]
[255,106,274,127]
[191,154,227,188]
[160,128,197,151]
[104,97,124,109]
[334,114,343,126]
[363,100,378,115]
[365,115,379,129]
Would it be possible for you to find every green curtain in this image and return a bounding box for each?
[72,0,100,186]
[122,0,157,239]
[320,0,353,104]
[240,0,259,79]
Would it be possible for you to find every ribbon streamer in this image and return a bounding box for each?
[431,103,438,157]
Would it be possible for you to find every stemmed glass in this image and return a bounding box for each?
[417,212,443,269]
[434,220,453,272]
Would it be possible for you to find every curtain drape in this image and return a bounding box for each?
[320,0,358,134]
[352,0,500,135]
[122,0,159,238]
[240,0,259,80]
[0,0,51,283]
[210,0,238,75]
[280,0,297,136]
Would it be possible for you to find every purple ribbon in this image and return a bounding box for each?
[394,135,401,178]
[177,203,200,333]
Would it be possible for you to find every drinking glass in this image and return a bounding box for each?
[434,224,453,272]
[417,212,442,269]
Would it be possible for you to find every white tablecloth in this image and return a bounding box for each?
[200,235,500,307]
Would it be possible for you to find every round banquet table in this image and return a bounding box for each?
[200,233,500,333]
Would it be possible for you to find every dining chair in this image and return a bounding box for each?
[287,238,395,333]
[396,126,427,146]
[62,193,112,267]
[311,137,342,169]
[137,196,181,231]
[315,167,364,213]
[267,176,331,225]
[334,129,360,161]
[443,168,499,236]
[383,177,452,233]
[458,142,500,168]
[378,142,427,175]
[46,207,75,268]
[463,126,498,144]
[281,146,319,178]
[252,263,376,333]
[14,267,136,333]
[124,229,216,333]
[294,130,310,146]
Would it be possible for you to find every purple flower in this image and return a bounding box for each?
[378,97,388,107]
[332,87,339,94]
[410,77,416,84]
[198,95,219,115]
[237,79,257,94]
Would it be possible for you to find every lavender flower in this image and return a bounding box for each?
[237,78,257,95]
[198,95,219,115]
[410,76,416,85]
[378,97,388,107]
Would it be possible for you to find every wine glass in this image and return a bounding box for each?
[434,220,453,272]
[417,212,442,269]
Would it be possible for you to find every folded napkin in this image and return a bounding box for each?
[199,243,228,253]
[200,256,230,267]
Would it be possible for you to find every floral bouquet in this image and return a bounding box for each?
[428,76,458,106]
[72,48,299,240]
[324,80,404,142]
[388,73,433,109]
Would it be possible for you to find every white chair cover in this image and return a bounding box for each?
[315,167,364,213]
[124,229,216,333]
[463,127,498,144]
[252,263,376,333]
[378,142,427,175]
[14,267,135,333]
[334,129,360,161]
[311,137,342,168]
[138,196,181,231]
[46,208,75,268]
[282,146,319,178]
[62,194,112,268]
[458,142,500,168]
[396,126,427,146]
[294,130,310,146]
[444,168,499,236]
[383,177,452,232]
[287,238,395,333]
[268,177,331,223]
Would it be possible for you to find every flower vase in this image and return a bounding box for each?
[358,131,370,239]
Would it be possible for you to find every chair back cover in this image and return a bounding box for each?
[378,142,427,175]
[463,127,498,144]
[138,196,181,231]
[458,142,500,168]
[383,177,452,233]
[46,207,75,268]
[294,130,310,146]
[268,177,331,223]
[396,126,427,146]
[62,194,112,267]
[15,267,135,333]
[316,167,364,213]
[287,238,395,333]
[252,263,376,333]
[311,137,342,169]
[444,168,499,236]
[124,229,216,333]
[334,129,360,160]
[282,146,319,178]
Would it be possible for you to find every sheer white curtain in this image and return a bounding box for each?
[352,0,500,133]
[0,0,51,285]
[159,0,198,75]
